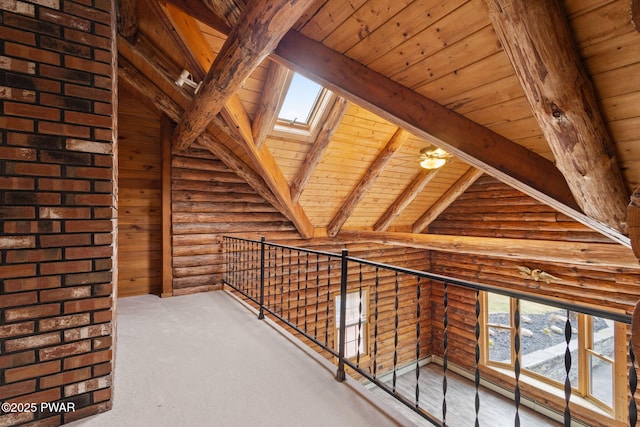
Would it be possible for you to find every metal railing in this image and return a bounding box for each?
[223,236,635,426]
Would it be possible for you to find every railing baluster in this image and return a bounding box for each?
[258,236,265,320]
[630,338,638,427]
[373,267,379,380]
[336,249,349,381]
[474,289,481,427]
[563,311,572,426]
[393,271,399,393]
[514,300,521,427]
[296,251,301,327]
[314,254,320,339]
[415,277,421,410]
[280,247,285,317]
[443,281,448,425]
[304,253,309,333]
[356,264,363,368]
[325,256,331,347]
[287,249,292,323]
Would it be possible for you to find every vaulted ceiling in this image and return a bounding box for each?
[116,0,640,257]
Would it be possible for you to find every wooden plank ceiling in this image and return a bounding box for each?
[116,0,640,253]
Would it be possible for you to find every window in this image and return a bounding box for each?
[482,292,624,415]
[336,290,368,359]
[273,73,334,140]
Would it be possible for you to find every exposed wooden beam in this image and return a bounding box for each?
[290,97,349,204]
[161,115,174,298]
[338,230,640,269]
[633,0,640,32]
[117,0,138,41]
[327,128,409,237]
[118,37,314,238]
[252,61,292,149]
[485,0,629,235]
[201,0,244,29]
[374,168,440,232]
[160,0,231,35]
[170,0,316,150]
[273,30,631,248]
[412,168,485,233]
[629,187,640,261]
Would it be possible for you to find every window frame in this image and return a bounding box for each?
[335,289,369,359]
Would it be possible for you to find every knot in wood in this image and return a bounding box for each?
[550,103,564,119]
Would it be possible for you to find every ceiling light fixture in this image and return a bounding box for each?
[419,146,451,169]
[175,69,202,94]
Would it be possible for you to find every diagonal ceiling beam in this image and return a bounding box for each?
[252,60,292,149]
[170,0,316,150]
[412,168,485,233]
[117,0,138,41]
[273,30,631,248]
[485,0,629,235]
[374,167,440,232]
[290,97,349,204]
[327,128,409,237]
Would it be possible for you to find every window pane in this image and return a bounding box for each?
[521,304,579,385]
[488,326,512,364]
[487,293,510,327]
[591,316,615,359]
[278,73,323,125]
[590,355,613,406]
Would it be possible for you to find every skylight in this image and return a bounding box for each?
[277,73,323,125]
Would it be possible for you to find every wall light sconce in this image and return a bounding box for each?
[175,69,202,94]
[419,146,452,169]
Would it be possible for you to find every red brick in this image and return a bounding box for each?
[38,178,90,192]
[39,207,91,219]
[65,55,111,77]
[0,322,34,338]
[94,49,112,65]
[0,176,34,190]
[93,233,113,245]
[65,246,112,261]
[40,260,92,275]
[92,310,113,324]
[7,133,63,149]
[66,166,112,180]
[5,162,60,177]
[8,388,60,405]
[40,150,91,165]
[93,207,114,219]
[65,110,112,128]
[93,258,112,272]
[38,121,91,139]
[6,248,61,263]
[93,336,112,350]
[40,8,91,32]
[5,361,60,383]
[93,128,114,142]
[0,146,36,161]
[39,313,91,331]
[63,349,111,370]
[4,73,61,94]
[0,236,35,249]
[0,291,37,308]
[65,271,111,286]
[92,387,111,403]
[65,84,110,102]
[0,55,36,74]
[40,38,91,61]
[40,233,92,248]
[0,412,34,426]
[64,374,111,397]
[66,139,112,154]
[93,102,111,116]
[40,286,91,303]
[4,192,61,205]
[92,361,111,377]
[40,367,91,389]
[0,351,35,369]
[41,93,92,111]
[4,220,61,234]
[4,43,60,65]
[5,332,61,352]
[0,85,37,102]
[64,297,112,314]
[4,276,61,292]
[63,1,110,24]
[0,380,36,400]
[0,206,36,218]
[0,26,36,45]
[63,323,111,342]
[39,340,91,361]
[65,193,112,206]
[64,220,112,233]
[4,102,60,121]
[0,116,34,132]
[93,283,112,297]
[0,263,37,279]
[5,304,60,322]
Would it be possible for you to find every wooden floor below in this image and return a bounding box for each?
[370,363,563,426]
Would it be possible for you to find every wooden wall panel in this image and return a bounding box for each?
[118,88,163,297]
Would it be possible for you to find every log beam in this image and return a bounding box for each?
[338,230,640,269]
[252,61,292,149]
[629,187,640,261]
[170,0,316,150]
[273,30,630,248]
[327,128,409,237]
[412,168,485,233]
[374,168,440,232]
[290,97,349,204]
[485,0,629,234]
[117,0,138,41]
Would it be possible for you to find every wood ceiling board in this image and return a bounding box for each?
[591,62,640,100]
[343,0,467,66]
[296,0,367,39]
[463,97,534,128]
[581,32,640,74]
[366,1,488,79]
[567,0,636,48]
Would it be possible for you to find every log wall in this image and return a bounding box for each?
[117,89,162,297]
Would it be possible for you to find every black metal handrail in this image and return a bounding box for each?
[223,236,635,426]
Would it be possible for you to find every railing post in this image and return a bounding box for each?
[336,248,348,382]
[258,236,265,320]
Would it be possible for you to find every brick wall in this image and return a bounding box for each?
[0,0,116,425]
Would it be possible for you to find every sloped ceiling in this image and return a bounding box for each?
[116,0,640,262]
